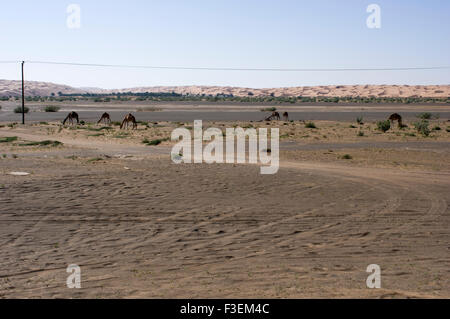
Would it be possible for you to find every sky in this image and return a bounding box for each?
[0,0,449,89]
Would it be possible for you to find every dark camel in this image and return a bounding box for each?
[62,111,79,125]
[97,112,111,125]
[120,113,137,130]
[282,112,289,121]
[265,111,281,121]
[388,113,403,128]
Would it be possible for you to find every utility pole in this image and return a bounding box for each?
[21,61,25,124]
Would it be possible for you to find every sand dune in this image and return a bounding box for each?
[0,79,449,98]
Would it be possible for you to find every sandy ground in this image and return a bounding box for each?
[0,117,449,299]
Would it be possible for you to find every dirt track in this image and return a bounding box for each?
[0,126,449,298]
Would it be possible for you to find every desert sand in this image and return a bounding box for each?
[0,114,449,298]
[1,79,449,98]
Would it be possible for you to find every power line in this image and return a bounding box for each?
[0,61,21,64]
[25,60,450,72]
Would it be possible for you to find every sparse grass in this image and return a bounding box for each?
[143,138,169,146]
[87,126,113,132]
[357,131,364,137]
[44,105,60,112]
[305,122,317,129]
[413,120,431,137]
[88,133,105,137]
[14,106,29,114]
[113,132,129,138]
[356,116,364,125]
[18,140,63,147]
[87,157,104,163]
[112,121,122,126]
[417,112,432,120]
[446,127,450,133]
[349,125,357,128]
[404,132,416,137]
[0,136,18,143]
[39,121,49,125]
[377,120,391,132]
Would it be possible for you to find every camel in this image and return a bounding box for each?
[120,113,137,130]
[97,112,111,125]
[265,111,281,121]
[282,112,289,121]
[388,113,403,128]
[62,111,79,125]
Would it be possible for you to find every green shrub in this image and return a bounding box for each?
[356,116,364,125]
[433,126,441,131]
[377,120,391,132]
[413,120,431,136]
[305,122,317,128]
[44,105,60,112]
[0,136,18,143]
[341,154,352,159]
[143,138,169,146]
[357,131,364,137]
[260,107,277,112]
[417,112,432,120]
[14,106,29,113]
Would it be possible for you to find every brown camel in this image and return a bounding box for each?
[62,111,79,125]
[388,113,403,128]
[265,111,281,121]
[97,112,111,125]
[282,112,289,121]
[120,113,137,130]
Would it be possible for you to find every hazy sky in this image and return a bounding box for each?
[0,0,449,88]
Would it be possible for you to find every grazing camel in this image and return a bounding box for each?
[282,112,289,121]
[388,113,403,128]
[265,111,281,121]
[97,112,111,125]
[120,113,137,130]
[62,111,79,125]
